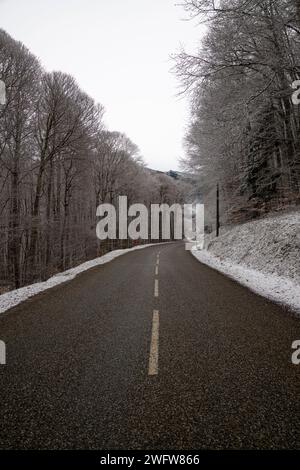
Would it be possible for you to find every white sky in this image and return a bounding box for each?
[0,0,204,171]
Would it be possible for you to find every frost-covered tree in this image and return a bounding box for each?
[175,0,300,225]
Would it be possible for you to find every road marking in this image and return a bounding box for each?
[148,310,159,376]
[155,265,159,276]
[154,279,159,297]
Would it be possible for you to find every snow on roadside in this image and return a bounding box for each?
[0,243,167,315]
[191,211,300,315]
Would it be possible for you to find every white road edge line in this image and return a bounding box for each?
[154,279,159,297]
[148,310,159,376]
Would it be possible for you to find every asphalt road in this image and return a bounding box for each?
[0,242,299,449]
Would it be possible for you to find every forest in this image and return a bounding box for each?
[0,30,189,291]
[175,0,300,226]
[2,0,300,291]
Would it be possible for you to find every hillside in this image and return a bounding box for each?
[192,210,300,314]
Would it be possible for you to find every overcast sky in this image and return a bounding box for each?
[1,0,204,171]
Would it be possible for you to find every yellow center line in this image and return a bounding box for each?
[148,310,159,376]
[154,279,159,297]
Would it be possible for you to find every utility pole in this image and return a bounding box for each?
[216,183,220,237]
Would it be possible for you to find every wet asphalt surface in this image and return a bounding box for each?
[0,242,299,449]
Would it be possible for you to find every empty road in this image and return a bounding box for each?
[0,242,299,449]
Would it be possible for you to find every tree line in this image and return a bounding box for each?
[0,30,189,291]
[175,0,300,227]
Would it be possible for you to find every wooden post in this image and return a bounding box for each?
[216,183,220,237]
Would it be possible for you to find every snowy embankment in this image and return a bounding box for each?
[0,243,165,315]
[192,211,300,315]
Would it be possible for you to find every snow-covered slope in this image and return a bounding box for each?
[192,211,300,314]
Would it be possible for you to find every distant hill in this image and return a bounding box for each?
[147,168,192,182]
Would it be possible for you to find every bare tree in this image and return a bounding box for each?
[174,0,300,225]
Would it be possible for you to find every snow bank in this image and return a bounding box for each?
[0,243,166,315]
[192,211,300,314]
